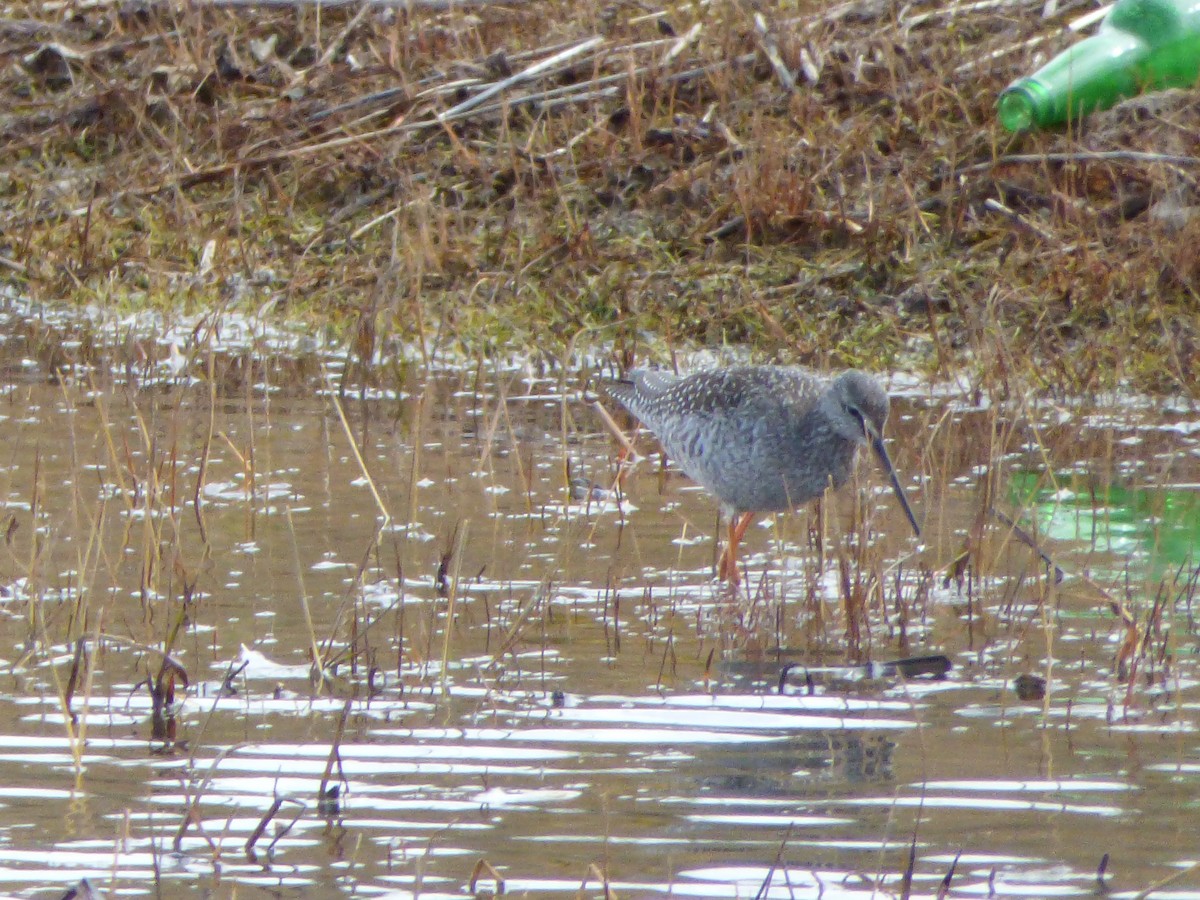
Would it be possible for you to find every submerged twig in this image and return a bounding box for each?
[318,699,353,805]
[989,506,1064,582]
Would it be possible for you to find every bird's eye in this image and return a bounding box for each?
[847,406,873,439]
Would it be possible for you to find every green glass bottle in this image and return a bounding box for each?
[998,0,1200,131]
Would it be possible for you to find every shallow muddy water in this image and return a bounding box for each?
[0,318,1197,898]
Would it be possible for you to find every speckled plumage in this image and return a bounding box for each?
[606,365,892,516]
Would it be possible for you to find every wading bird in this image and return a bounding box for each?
[606,365,921,583]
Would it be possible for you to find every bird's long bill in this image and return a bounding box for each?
[870,434,922,539]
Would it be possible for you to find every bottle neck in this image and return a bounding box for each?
[1105,0,1185,43]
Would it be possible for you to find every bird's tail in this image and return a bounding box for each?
[599,376,637,410]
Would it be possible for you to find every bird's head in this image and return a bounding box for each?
[831,370,921,539]
[831,370,890,446]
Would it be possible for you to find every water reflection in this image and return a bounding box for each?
[1011,471,1200,573]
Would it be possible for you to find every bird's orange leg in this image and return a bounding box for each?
[614,444,632,487]
[718,513,756,583]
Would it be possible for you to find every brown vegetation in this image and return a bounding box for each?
[2,0,1199,392]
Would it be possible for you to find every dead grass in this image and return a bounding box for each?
[2,0,1199,393]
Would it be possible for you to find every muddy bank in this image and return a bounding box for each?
[1,0,1199,395]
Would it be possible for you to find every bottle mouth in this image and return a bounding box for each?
[997,86,1037,132]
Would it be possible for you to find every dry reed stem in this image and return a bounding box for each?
[468,858,506,896]
[1132,860,1200,900]
[330,391,391,527]
[284,505,328,687]
[438,522,468,694]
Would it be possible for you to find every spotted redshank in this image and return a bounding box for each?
[605,365,921,582]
